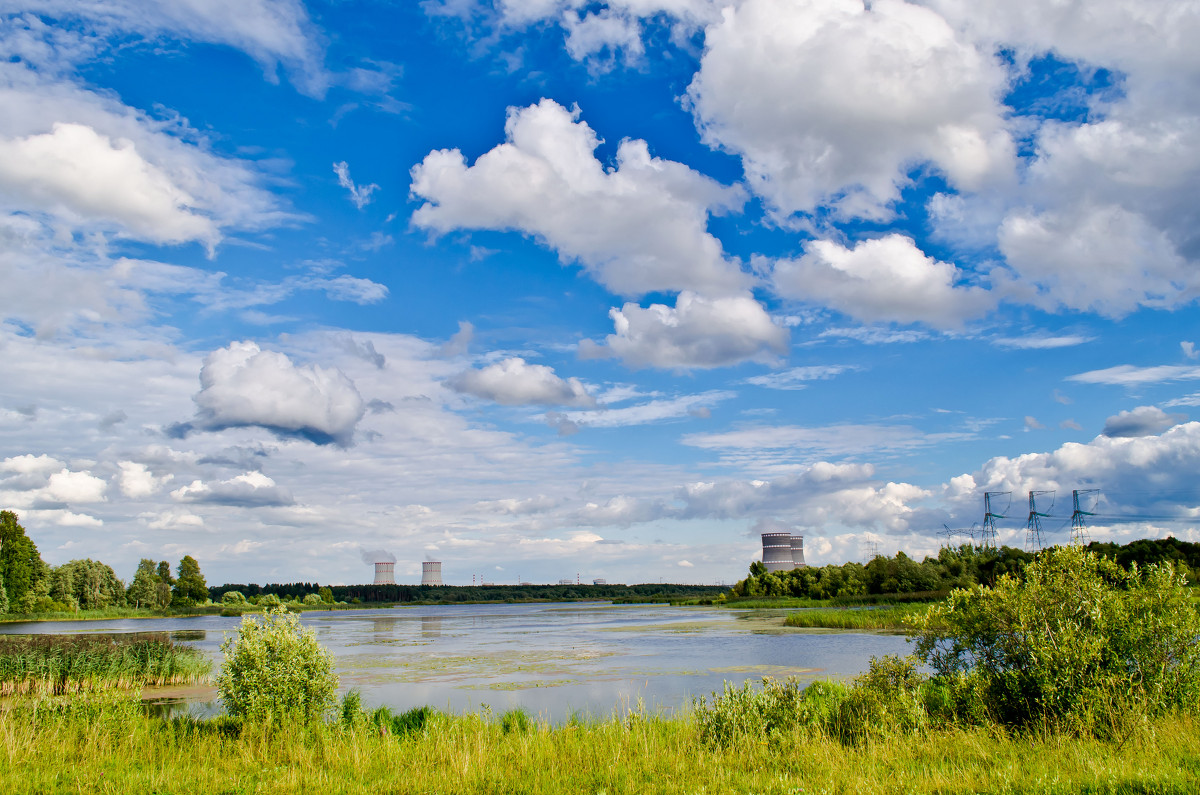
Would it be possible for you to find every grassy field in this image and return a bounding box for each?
[0,633,210,696]
[0,693,1196,794]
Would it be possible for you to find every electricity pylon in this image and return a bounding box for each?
[1025,490,1054,551]
[1071,489,1099,546]
[982,491,1010,550]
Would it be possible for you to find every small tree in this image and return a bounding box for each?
[127,559,157,609]
[174,556,207,605]
[216,607,338,723]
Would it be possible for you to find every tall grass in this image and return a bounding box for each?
[0,632,211,696]
[0,691,1196,794]
[783,603,930,630]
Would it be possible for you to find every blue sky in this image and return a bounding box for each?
[3,0,1200,587]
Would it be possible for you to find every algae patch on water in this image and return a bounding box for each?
[337,647,620,689]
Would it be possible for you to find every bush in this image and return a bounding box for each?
[500,708,533,734]
[829,655,928,745]
[221,591,246,605]
[216,607,338,724]
[694,677,846,745]
[913,545,1200,733]
[302,593,322,605]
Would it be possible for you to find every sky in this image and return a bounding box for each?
[2,0,1200,588]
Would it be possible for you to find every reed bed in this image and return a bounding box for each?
[0,694,1196,794]
[783,603,930,630]
[0,633,211,696]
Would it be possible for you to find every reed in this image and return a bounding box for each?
[783,603,930,630]
[0,632,211,696]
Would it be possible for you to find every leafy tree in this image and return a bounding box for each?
[216,607,338,723]
[156,560,175,587]
[0,578,7,613]
[221,591,247,605]
[0,511,47,612]
[153,581,172,610]
[318,586,334,604]
[302,593,322,605]
[126,559,157,609]
[49,559,125,610]
[173,555,208,605]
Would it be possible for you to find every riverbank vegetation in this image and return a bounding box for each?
[782,603,930,631]
[0,632,210,696]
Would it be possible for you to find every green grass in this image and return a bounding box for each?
[0,632,211,696]
[724,591,948,610]
[784,603,931,631]
[0,692,1197,794]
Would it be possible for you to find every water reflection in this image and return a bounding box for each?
[0,604,910,723]
[421,616,442,638]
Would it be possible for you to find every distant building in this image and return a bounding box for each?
[762,532,806,572]
[421,561,443,586]
[593,578,607,585]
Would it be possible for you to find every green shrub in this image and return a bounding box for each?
[221,591,246,605]
[302,593,322,605]
[829,655,928,745]
[913,544,1200,733]
[694,677,845,745]
[500,708,533,734]
[216,607,338,724]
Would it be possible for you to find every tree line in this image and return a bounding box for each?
[731,537,1200,600]
[209,582,727,604]
[0,510,208,613]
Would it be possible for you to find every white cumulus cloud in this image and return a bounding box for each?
[186,341,365,445]
[170,470,294,507]
[586,291,788,369]
[687,0,1013,220]
[0,122,220,248]
[411,98,749,297]
[447,357,597,407]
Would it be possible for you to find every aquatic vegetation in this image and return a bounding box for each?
[783,603,929,631]
[0,632,210,696]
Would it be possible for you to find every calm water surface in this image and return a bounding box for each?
[0,603,910,721]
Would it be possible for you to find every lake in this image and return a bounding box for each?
[0,602,910,721]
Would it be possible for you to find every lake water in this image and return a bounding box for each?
[0,602,910,721]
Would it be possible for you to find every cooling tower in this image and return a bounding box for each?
[762,532,794,573]
[373,562,395,585]
[421,561,443,586]
[790,535,806,568]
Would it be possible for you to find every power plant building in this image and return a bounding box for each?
[762,532,806,572]
[421,561,443,586]
[373,562,395,585]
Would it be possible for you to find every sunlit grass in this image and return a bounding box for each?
[0,693,1196,794]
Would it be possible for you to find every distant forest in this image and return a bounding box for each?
[730,537,1200,600]
[209,581,728,604]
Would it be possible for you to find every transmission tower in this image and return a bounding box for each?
[1025,490,1055,551]
[981,491,1010,550]
[1071,489,1100,546]
[862,536,881,563]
